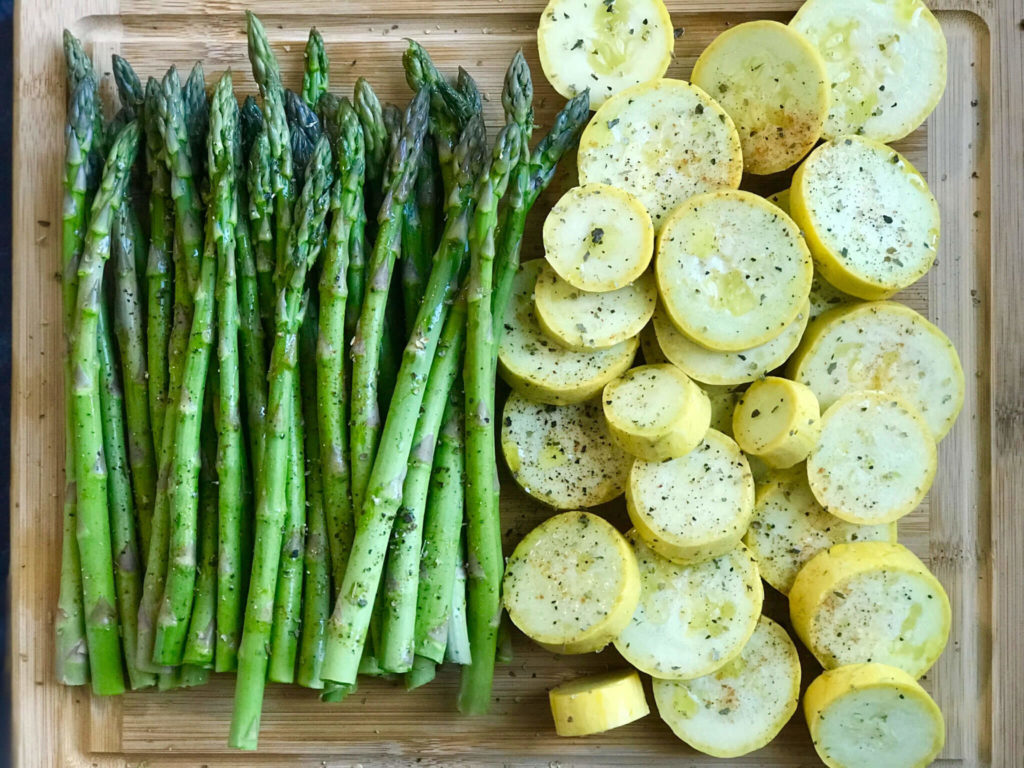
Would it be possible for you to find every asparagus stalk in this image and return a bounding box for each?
[445,539,472,666]
[97,298,155,690]
[492,92,589,343]
[231,134,333,750]
[246,11,294,270]
[56,75,96,687]
[112,54,145,120]
[404,654,437,691]
[62,31,104,180]
[236,99,269,469]
[346,89,429,518]
[413,325,466,664]
[137,67,203,673]
[380,296,467,671]
[183,62,209,187]
[298,299,331,690]
[286,88,321,189]
[111,202,157,560]
[143,77,174,461]
[377,103,406,416]
[302,28,329,108]
[321,113,488,687]
[247,123,276,339]
[400,135,441,335]
[268,371,307,684]
[151,73,232,665]
[71,121,140,696]
[317,97,364,587]
[459,122,524,715]
[213,95,247,673]
[354,78,388,225]
[183,388,219,669]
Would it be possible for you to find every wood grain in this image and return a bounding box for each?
[11,1,1020,766]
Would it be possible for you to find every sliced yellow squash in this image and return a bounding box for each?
[791,0,947,142]
[790,541,951,678]
[653,302,809,386]
[656,189,813,351]
[503,511,640,654]
[543,183,654,292]
[744,468,897,595]
[549,669,650,736]
[534,262,656,351]
[791,136,940,300]
[808,390,936,525]
[501,390,631,509]
[498,260,638,405]
[653,616,801,757]
[614,532,763,680]
[537,0,674,109]
[578,78,743,231]
[627,429,754,563]
[789,301,964,440]
[691,20,829,174]
[732,376,821,469]
[804,663,945,768]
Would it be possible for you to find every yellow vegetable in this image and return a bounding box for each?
[804,663,945,768]
[503,511,640,654]
[790,136,940,300]
[543,183,654,292]
[807,390,936,524]
[602,364,711,461]
[653,616,800,757]
[691,20,829,174]
[498,260,638,405]
[656,189,812,351]
[791,0,947,142]
[789,300,964,440]
[790,541,951,678]
[578,78,742,231]
[732,376,821,469]
[549,669,650,736]
[627,429,754,563]
[534,262,656,351]
[537,0,674,109]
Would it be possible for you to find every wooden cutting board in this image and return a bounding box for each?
[11,1,1023,765]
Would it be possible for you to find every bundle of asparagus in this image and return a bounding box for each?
[57,13,588,749]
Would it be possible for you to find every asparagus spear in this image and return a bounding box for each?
[286,88,321,189]
[413,319,467,664]
[321,113,489,686]
[236,98,269,470]
[247,127,276,341]
[56,76,96,687]
[62,31,104,179]
[354,78,388,225]
[183,62,209,187]
[111,201,157,559]
[346,89,429,518]
[183,384,219,669]
[97,295,155,691]
[246,11,294,270]
[492,91,589,343]
[143,77,174,461]
[445,537,472,665]
[137,67,203,673]
[459,122,524,715]
[268,370,307,683]
[151,73,231,665]
[71,121,140,696]
[302,28,329,108]
[231,134,333,750]
[404,654,437,691]
[212,92,246,673]
[112,54,145,120]
[317,97,364,587]
[380,294,467,671]
[298,298,331,690]
[400,135,441,335]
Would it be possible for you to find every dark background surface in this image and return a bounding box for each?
[2,0,15,765]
